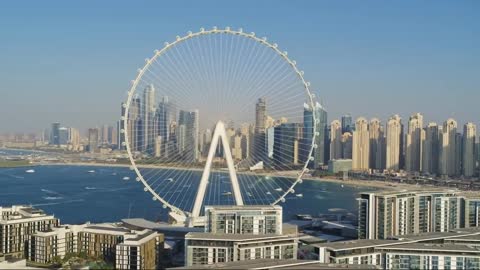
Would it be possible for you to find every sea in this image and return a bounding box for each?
[0,149,375,224]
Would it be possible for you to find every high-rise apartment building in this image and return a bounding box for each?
[302,102,327,169]
[369,118,385,171]
[87,128,99,153]
[143,84,155,152]
[439,118,458,176]
[406,113,424,172]
[50,122,60,146]
[358,190,466,240]
[342,132,353,159]
[352,117,369,171]
[177,109,199,162]
[386,114,402,171]
[341,114,353,134]
[330,120,342,160]
[273,123,302,168]
[253,98,267,163]
[463,123,476,177]
[422,123,440,175]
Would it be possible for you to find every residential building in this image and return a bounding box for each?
[116,230,163,270]
[369,118,385,171]
[386,115,402,171]
[406,113,424,172]
[330,120,342,160]
[352,117,369,171]
[315,227,480,270]
[0,206,59,260]
[463,122,476,177]
[422,123,440,175]
[439,118,458,177]
[358,190,467,240]
[184,205,297,267]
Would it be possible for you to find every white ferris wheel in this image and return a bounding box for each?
[122,27,319,226]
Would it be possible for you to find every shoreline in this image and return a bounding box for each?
[36,161,404,190]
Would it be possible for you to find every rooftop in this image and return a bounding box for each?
[169,259,378,269]
[186,232,296,241]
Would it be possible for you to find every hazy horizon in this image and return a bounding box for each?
[1,1,479,133]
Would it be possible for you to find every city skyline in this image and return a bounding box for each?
[1,1,479,132]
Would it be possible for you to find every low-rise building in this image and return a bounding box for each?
[185,205,298,267]
[28,224,87,264]
[328,159,353,174]
[314,227,480,269]
[0,206,59,260]
[116,229,163,270]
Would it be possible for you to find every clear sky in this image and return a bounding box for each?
[0,1,479,133]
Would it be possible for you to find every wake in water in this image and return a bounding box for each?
[43,196,63,200]
[41,188,62,195]
[33,199,84,207]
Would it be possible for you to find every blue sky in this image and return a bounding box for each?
[0,1,479,132]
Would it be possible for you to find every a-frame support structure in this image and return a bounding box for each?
[191,121,244,219]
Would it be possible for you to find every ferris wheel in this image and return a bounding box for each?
[122,27,318,226]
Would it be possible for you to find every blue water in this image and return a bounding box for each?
[0,164,374,224]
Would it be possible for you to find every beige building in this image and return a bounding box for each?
[439,118,458,176]
[463,122,476,177]
[386,114,402,172]
[369,118,384,171]
[28,224,87,264]
[0,206,59,260]
[352,117,369,171]
[116,230,163,270]
[330,120,342,160]
[406,113,424,172]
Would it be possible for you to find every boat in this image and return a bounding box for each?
[25,169,35,173]
[296,214,313,220]
[123,176,130,180]
[266,191,271,195]
[85,187,97,190]
[167,178,174,182]
[274,188,282,192]
[296,193,303,198]
[222,191,232,196]
[88,170,95,173]
[341,184,344,188]
[246,192,253,197]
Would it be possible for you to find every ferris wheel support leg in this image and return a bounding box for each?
[191,121,244,219]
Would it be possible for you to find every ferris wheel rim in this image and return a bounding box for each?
[122,26,318,217]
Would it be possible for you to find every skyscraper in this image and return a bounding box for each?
[422,123,440,175]
[50,122,60,146]
[88,128,99,153]
[341,132,353,159]
[68,127,80,150]
[302,102,327,169]
[118,103,126,150]
[58,127,69,145]
[463,123,476,177]
[143,84,155,152]
[177,109,199,162]
[253,98,267,163]
[352,117,369,171]
[156,96,173,157]
[386,114,402,171]
[439,118,457,176]
[369,118,385,170]
[127,97,142,152]
[330,120,342,160]
[406,113,424,172]
[341,114,353,134]
[273,123,301,168]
